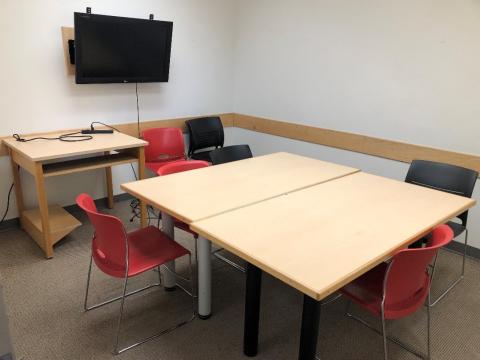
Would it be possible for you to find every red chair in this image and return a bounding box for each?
[142,128,187,174]
[156,160,210,239]
[76,193,195,355]
[339,224,453,360]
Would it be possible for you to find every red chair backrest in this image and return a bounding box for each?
[142,128,185,163]
[384,224,453,311]
[76,193,128,274]
[156,160,210,176]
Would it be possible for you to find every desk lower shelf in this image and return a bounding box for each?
[43,153,138,177]
[21,205,81,250]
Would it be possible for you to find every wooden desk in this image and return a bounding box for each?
[3,131,148,258]
[121,152,359,317]
[191,172,476,360]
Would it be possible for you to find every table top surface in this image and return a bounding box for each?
[191,172,476,301]
[3,131,147,162]
[121,152,359,223]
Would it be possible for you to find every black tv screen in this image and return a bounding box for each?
[74,12,173,84]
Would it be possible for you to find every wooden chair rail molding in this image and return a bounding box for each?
[233,114,480,173]
[0,113,235,157]
[2,112,479,174]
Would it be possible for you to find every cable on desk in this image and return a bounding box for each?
[89,122,120,132]
[12,132,93,142]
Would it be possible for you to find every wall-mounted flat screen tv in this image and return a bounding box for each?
[74,12,173,84]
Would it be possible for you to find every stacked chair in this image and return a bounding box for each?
[186,116,224,161]
[405,160,477,306]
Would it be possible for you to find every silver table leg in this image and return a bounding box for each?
[161,211,176,290]
[197,235,212,319]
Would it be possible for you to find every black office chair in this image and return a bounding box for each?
[209,145,253,165]
[186,117,224,161]
[209,145,253,273]
[405,159,478,306]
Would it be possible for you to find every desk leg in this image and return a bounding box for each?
[104,152,114,209]
[197,235,212,319]
[161,212,177,290]
[298,295,321,360]
[105,167,114,209]
[244,263,262,357]
[34,163,53,258]
[137,147,147,228]
[9,152,25,221]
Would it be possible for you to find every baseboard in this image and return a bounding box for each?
[0,193,134,231]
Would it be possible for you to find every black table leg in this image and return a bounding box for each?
[298,295,321,360]
[244,263,262,357]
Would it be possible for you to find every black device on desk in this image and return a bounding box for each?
[81,129,114,134]
[81,121,117,134]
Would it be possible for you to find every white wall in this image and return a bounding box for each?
[232,0,480,247]
[0,0,237,219]
[233,0,480,154]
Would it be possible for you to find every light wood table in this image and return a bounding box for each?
[121,152,359,318]
[3,131,148,258]
[190,172,476,360]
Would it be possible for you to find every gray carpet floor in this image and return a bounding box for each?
[0,200,479,360]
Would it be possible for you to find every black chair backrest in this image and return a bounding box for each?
[209,145,253,165]
[186,117,224,156]
[405,160,478,226]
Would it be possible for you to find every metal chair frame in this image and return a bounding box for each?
[212,248,246,273]
[428,228,468,307]
[405,160,477,307]
[317,260,433,360]
[344,260,432,360]
[84,228,196,355]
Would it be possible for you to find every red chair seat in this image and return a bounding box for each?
[174,219,198,238]
[341,262,430,320]
[94,226,190,278]
[146,159,187,174]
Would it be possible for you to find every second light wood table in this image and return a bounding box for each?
[121,152,359,318]
[191,172,476,360]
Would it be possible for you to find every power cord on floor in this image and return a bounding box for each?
[0,183,14,226]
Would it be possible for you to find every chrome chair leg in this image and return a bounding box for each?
[320,293,342,306]
[113,276,129,354]
[113,255,196,354]
[381,307,388,360]
[346,304,428,359]
[212,248,246,273]
[427,292,431,360]
[157,265,162,285]
[84,256,93,311]
[345,299,351,316]
[84,264,162,312]
[429,229,468,307]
